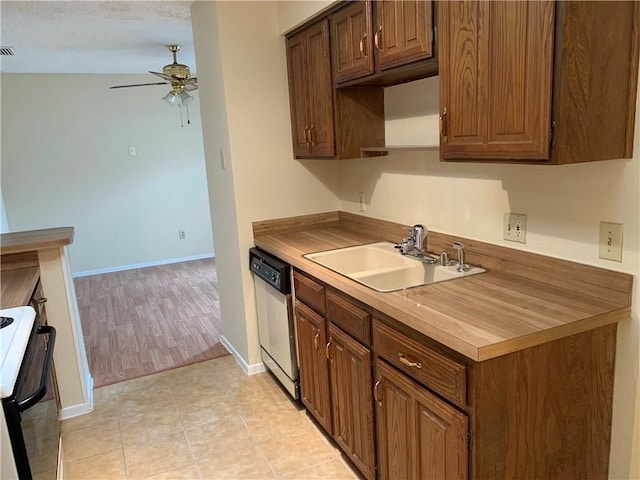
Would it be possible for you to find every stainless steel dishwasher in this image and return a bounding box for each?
[249,248,299,399]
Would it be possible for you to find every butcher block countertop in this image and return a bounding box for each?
[1,227,74,309]
[0,267,39,309]
[254,212,633,362]
[0,227,74,255]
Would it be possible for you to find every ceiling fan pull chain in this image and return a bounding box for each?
[187,105,191,125]
[179,104,184,128]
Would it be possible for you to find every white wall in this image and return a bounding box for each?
[192,1,339,369]
[277,0,335,33]
[341,76,640,480]
[0,74,214,274]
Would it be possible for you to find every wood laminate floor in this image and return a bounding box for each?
[74,258,228,388]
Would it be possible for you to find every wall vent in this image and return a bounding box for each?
[0,47,15,56]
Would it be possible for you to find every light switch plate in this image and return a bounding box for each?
[504,213,527,244]
[599,222,623,262]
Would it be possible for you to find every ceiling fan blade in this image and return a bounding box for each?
[184,84,198,92]
[149,70,174,82]
[110,82,168,89]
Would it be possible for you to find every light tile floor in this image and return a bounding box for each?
[61,356,361,480]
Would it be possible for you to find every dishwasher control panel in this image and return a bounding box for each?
[249,248,291,294]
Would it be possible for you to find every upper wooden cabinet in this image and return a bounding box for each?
[331,1,375,84]
[331,0,438,87]
[287,16,385,159]
[287,19,335,158]
[373,0,434,71]
[439,0,640,164]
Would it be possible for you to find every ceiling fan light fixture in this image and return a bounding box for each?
[162,91,179,106]
[178,91,194,106]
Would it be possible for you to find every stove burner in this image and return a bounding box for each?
[0,316,14,329]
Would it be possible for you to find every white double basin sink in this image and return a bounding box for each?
[304,242,485,292]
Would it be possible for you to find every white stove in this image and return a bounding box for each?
[0,306,36,398]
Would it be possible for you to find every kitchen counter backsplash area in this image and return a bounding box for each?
[253,211,631,361]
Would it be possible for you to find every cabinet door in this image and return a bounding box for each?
[376,359,468,480]
[286,31,312,158]
[374,0,433,71]
[328,324,375,479]
[295,301,332,433]
[286,20,335,159]
[305,20,335,158]
[439,0,555,160]
[332,1,375,84]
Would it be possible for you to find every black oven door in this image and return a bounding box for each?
[2,323,58,480]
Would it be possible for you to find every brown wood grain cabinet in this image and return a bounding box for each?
[375,358,468,480]
[372,315,617,479]
[293,264,618,479]
[287,16,385,159]
[293,270,376,479]
[327,323,375,479]
[373,0,434,71]
[331,0,438,88]
[287,19,335,158]
[294,300,332,433]
[331,1,375,84]
[439,0,640,163]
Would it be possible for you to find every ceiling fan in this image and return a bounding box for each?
[110,44,198,108]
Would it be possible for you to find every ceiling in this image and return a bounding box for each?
[0,1,197,74]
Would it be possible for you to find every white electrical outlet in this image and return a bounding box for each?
[504,213,527,244]
[599,222,623,262]
[359,192,366,212]
[128,146,137,157]
[178,229,186,240]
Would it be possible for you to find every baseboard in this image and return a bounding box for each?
[220,336,266,376]
[72,254,215,278]
[59,374,94,420]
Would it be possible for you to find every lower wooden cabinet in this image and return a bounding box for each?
[295,300,332,434]
[294,270,376,479]
[375,359,468,480]
[292,265,618,479]
[328,323,375,479]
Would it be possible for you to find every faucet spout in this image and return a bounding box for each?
[411,224,427,253]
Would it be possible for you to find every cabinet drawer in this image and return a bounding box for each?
[373,319,466,408]
[293,270,326,315]
[326,290,371,346]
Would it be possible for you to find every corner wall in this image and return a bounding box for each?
[192,1,340,368]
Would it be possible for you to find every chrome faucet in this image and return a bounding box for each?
[396,224,426,253]
[395,225,437,263]
[411,225,426,253]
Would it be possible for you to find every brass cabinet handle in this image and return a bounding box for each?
[309,123,316,147]
[313,333,320,350]
[359,33,368,56]
[439,108,448,138]
[325,341,332,360]
[35,297,48,305]
[373,380,382,406]
[374,26,383,51]
[398,353,422,369]
[304,126,310,146]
